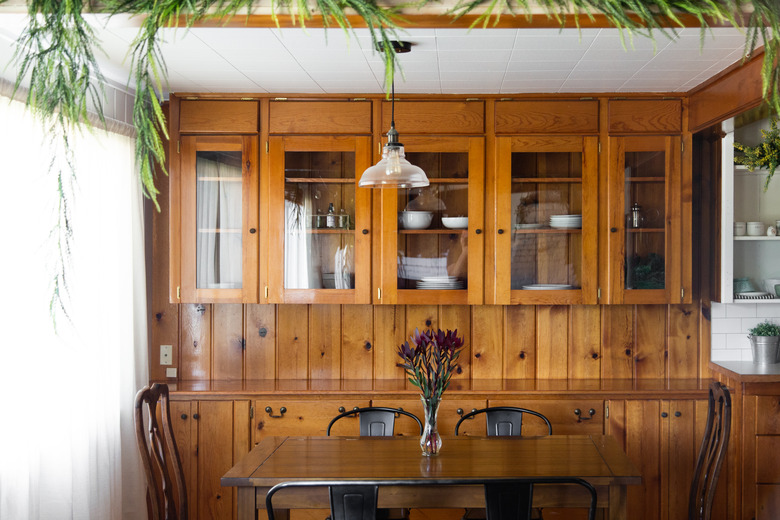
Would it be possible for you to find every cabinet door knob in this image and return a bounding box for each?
[611,227,618,233]
[497,229,505,234]
[180,413,188,420]
[249,228,257,234]
[193,413,200,420]
[362,229,369,235]
[674,411,682,417]
[475,229,482,234]
[661,412,668,418]
[338,406,346,413]
[265,406,287,418]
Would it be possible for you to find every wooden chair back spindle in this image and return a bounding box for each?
[688,381,731,520]
[134,383,188,520]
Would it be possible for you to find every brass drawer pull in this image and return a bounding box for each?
[265,406,287,418]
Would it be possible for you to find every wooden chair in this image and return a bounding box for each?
[327,407,423,436]
[134,383,188,520]
[266,478,597,520]
[688,381,731,520]
[454,407,552,437]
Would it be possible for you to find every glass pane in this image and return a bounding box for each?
[196,150,243,289]
[284,151,356,290]
[510,151,582,290]
[397,152,468,291]
[624,150,666,290]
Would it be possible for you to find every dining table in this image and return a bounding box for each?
[221,435,642,520]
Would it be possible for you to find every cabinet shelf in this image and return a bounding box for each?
[198,177,242,182]
[627,228,664,233]
[512,228,582,234]
[399,229,467,234]
[626,176,664,183]
[734,236,780,241]
[307,228,353,234]
[285,177,352,184]
[197,228,241,234]
[512,177,582,183]
[426,178,468,184]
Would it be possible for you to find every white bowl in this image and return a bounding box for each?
[400,211,433,230]
[442,217,468,229]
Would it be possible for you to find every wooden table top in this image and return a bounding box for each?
[222,435,642,488]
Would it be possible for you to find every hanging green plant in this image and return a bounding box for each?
[734,117,780,191]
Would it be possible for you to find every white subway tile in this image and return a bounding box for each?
[711,318,743,334]
[726,333,751,350]
[710,302,727,318]
[742,317,766,334]
[710,334,727,350]
[711,349,742,362]
[741,350,757,362]
[756,304,780,318]
[726,303,757,317]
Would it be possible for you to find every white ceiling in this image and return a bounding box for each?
[0,13,751,96]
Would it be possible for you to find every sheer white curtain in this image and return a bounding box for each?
[0,94,148,519]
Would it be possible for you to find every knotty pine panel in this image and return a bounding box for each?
[165,302,713,383]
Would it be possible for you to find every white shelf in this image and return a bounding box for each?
[735,236,780,241]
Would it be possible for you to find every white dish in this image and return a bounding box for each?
[521,284,576,290]
[399,211,433,230]
[441,217,468,229]
[736,291,769,297]
[550,223,582,229]
[515,223,543,229]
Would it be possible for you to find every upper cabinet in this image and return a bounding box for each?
[172,99,260,303]
[603,99,689,304]
[169,95,692,306]
[267,135,373,304]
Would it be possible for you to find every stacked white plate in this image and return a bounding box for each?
[549,214,582,229]
[416,276,465,290]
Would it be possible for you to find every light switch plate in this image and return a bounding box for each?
[160,344,173,365]
[166,367,177,378]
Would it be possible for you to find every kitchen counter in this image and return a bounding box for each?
[709,360,780,382]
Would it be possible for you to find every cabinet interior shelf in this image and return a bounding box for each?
[512,177,582,184]
[307,228,353,234]
[513,228,582,234]
[627,228,664,233]
[426,178,468,184]
[625,176,664,183]
[285,177,352,184]
[734,236,780,241]
[198,177,242,183]
[399,229,467,234]
[197,228,241,234]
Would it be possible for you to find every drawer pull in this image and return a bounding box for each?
[457,408,478,418]
[574,408,596,421]
[265,406,287,418]
[180,413,188,420]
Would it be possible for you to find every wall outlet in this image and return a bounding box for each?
[166,367,177,378]
[160,344,173,365]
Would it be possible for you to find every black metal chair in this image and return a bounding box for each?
[134,383,188,520]
[455,406,552,437]
[327,407,423,437]
[688,381,732,520]
[266,478,597,520]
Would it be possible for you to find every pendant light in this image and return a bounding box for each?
[358,42,429,188]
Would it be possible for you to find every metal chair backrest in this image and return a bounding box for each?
[688,381,731,520]
[455,407,552,436]
[327,407,423,436]
[134,383,188,520]
[266,478,596,520]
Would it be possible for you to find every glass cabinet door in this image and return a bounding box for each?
[494,136,598,304]
[607,135,682,304]
[179,135,259,303]
[378,137,484,304]
[268,136,371,303]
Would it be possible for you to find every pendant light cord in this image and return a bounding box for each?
[391,79,395,129]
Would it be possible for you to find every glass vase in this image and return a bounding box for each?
[420,396,442,456]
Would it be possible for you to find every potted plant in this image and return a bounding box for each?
[397,328,464,456]
[734,117,780,191]
[747,320,780,364]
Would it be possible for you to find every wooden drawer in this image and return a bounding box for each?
[756,396,780,434]
[270,100,372,134]
[608,99,682,133]
[179,100,258,133]
[489,399,604,435]
[495,100,599,134]
[381,100,484,134]
[252,399,368,443]
[372,398,487,437]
